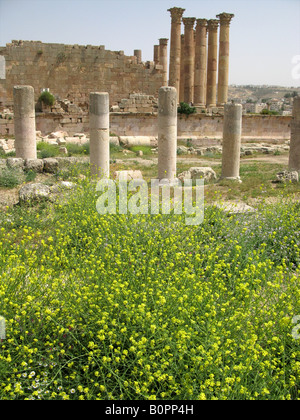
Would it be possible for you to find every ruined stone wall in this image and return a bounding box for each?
[0,112,291,141]
[0,40,164,107]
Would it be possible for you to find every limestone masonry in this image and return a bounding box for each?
[0,40,164,107]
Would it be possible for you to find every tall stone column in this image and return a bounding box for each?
[134,49,142,64]
[217,13,234,106]
[168,7,185,96]
[182,17,196,104]
[159,38,169,86]
[206,19,219,108]
[221,103,242,181]
[194,19,208,106]
[153,45,160,65]
[89,92,110,178]
[13,85,37,159]
[179,34,185,102]
[289,97,300,172]
[158,86,177,182]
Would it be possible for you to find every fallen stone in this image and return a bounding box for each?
[212,201,256,214]
[50,181,76,193]
[7,158,24,169]
[43,158,59,173]
[114,170,143,180]
[48,130,68,139]
[19,183,51,203]
[274,171,299,184]
[24,159,44,173]
[189,167,217,182]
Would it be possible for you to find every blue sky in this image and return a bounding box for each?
[0,0,299,86]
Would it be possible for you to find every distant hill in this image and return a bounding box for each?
[228,85,300,103]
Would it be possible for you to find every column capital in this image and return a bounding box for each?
[159,38,169,46]
[182,17,196,28]
[196,18,208,28]
[168,7,185,23]
[207,19,219,31]
[216,12,234,26]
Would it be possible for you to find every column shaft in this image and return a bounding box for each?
[217,13,234,106]
[159,38,168,86]
[168,7,185,96]
[194,19,207,106]
[158,87,177,181]
[206,19,219,107]
[153,45,160,64]
[13,85,37,159]
[183,17,196,104]
[221,103,242,180]
[89,92,110,178]
[134,50,142,64]
[179,34,185,102]
[289,97,300,171]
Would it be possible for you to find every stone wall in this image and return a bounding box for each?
[0,112,291,142]
[0,40,164,107]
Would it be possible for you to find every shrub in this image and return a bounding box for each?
[177,102,196,115]
[0,168,23,188]
[38,91,55,107]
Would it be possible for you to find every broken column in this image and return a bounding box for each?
[134,50,142,64]
[159,38,169,86]
[289,96,300,172]
[168,7,185,96]
[13,85,37,159]
[206,19,219,108]
[217,13,234,106]
[89,92,110,178]
[158,86,177,182]
[194,19,208,107]
[182,17,196,104]
[221,103,242,181]
[153,45,160,65]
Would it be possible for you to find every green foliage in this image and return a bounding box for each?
[37,142,59,158]
[0,180,300,400]
[177,102,196,116]
[260,109,280,116]
[0,168,23,188]
[129,145,152,155]
[39,91,55,107]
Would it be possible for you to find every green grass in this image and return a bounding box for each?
[0,169,300,400]
[0,168,23,188]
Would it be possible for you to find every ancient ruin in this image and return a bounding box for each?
[158,86,177,182]
[221,103,243,181]
[13,85,37,159]
[289,97,300,171]
[89,92,110,178]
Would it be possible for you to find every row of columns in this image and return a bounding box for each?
[12,86,300,183]
[154,8,234,108]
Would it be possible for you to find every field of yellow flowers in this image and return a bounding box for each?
[0,176,300,400]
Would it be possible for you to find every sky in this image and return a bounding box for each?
[0,0,299,87]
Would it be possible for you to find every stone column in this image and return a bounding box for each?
[194,19,208,107]
[134,50,142,64]
[168,7,185,96]
[154,45,160,64]
[289,97,300,172]
[159,38,169,86]
[158,86,177,182]
[217,13,234,106]
[13,85,37,159]
[221,103,242,181]
[182,17,196,104]
[89,92,110,178]
[179,34,185,102]
[206,19,219,108]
